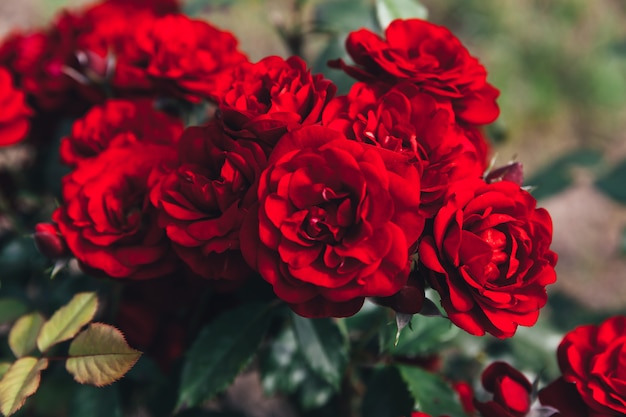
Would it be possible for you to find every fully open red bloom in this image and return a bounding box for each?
[113,14,248,101]
[149,121,266,281]
[0,67,32,146]
[323,81,485,217]
[60,98,183,167]
[215,56,336,150]
[53,140,178,280]
[419,179,557,338]
[241,126,424,317]
[556,316,626,416]
[330,19,499,126]
[474,362,533,417]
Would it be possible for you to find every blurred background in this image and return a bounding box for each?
[1,0,625,310]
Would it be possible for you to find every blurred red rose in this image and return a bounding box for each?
[474,362,533,417]
[555,316,626,416]
[149,121,265,281]
[0,67,32,146]
[418,179,557,338]
[323,81,484,217]
[215,56,336,150]
[241,126,424,318]
[330,19,499,126]
[53,140,178,280]
[60,98,183,167]
[34,223,69,259]
[0,29,76,111]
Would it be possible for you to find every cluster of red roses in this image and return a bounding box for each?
[460,316,626,417]
[3,0,559,339]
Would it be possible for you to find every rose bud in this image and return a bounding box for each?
[375,270,425,315]
[34,223,69,259]
[485,161,524,186]
[474,362,533,417]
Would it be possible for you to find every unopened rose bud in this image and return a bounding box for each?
[375,271,425,314]
[34,223,69,259]
[485,161,524,186]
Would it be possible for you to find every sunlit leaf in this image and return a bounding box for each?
[65,323,141,387]
[37,292,98,353]
[376,0,428,30]
[0,357,48,416]
[177,303,274,409]
[9,313,45,358]
[0,364,11,381]
[0,299,29,324]
[291,314,348,391]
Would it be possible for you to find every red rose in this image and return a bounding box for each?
[0,28,76,111]
[474,362,533,417]
[60,98,183,167]
[323,81,485,217]
[241,126,425,318]
[114,14,248,101]
[0,67,32,146]
[149,121,266,281]
[538,377,590,417]
[418,179,557,338]
[330,19,499,126]
[556,316,626,416]
[216,56,336,150]
[53,141,178,280]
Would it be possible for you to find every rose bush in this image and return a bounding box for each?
[241,125,425,317]
[419,178,558,338]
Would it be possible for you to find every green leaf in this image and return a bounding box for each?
[362,367,413,417]
[9,313,45,358]
[37,292,98,353]
[0,364,11,381]
[69,385,122,417]
[386,315,459,356]
[376,0,428,30]
[313,0,377,33]
[0,299,29,324]
[65,323,142,387]
[297,373,335,411]
[291,314,348,391]
[177,303,275,410]
[397,364,467,417]
[260,325,308,396]
[525,148,603,200]
[595,159,626,203]
[0,357,48,416]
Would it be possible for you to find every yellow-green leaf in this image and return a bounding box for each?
[0,357,48,416]
[37,292,98,353]
[65,323,141,387]
[9,313,45,358]
[0,363,11,381]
